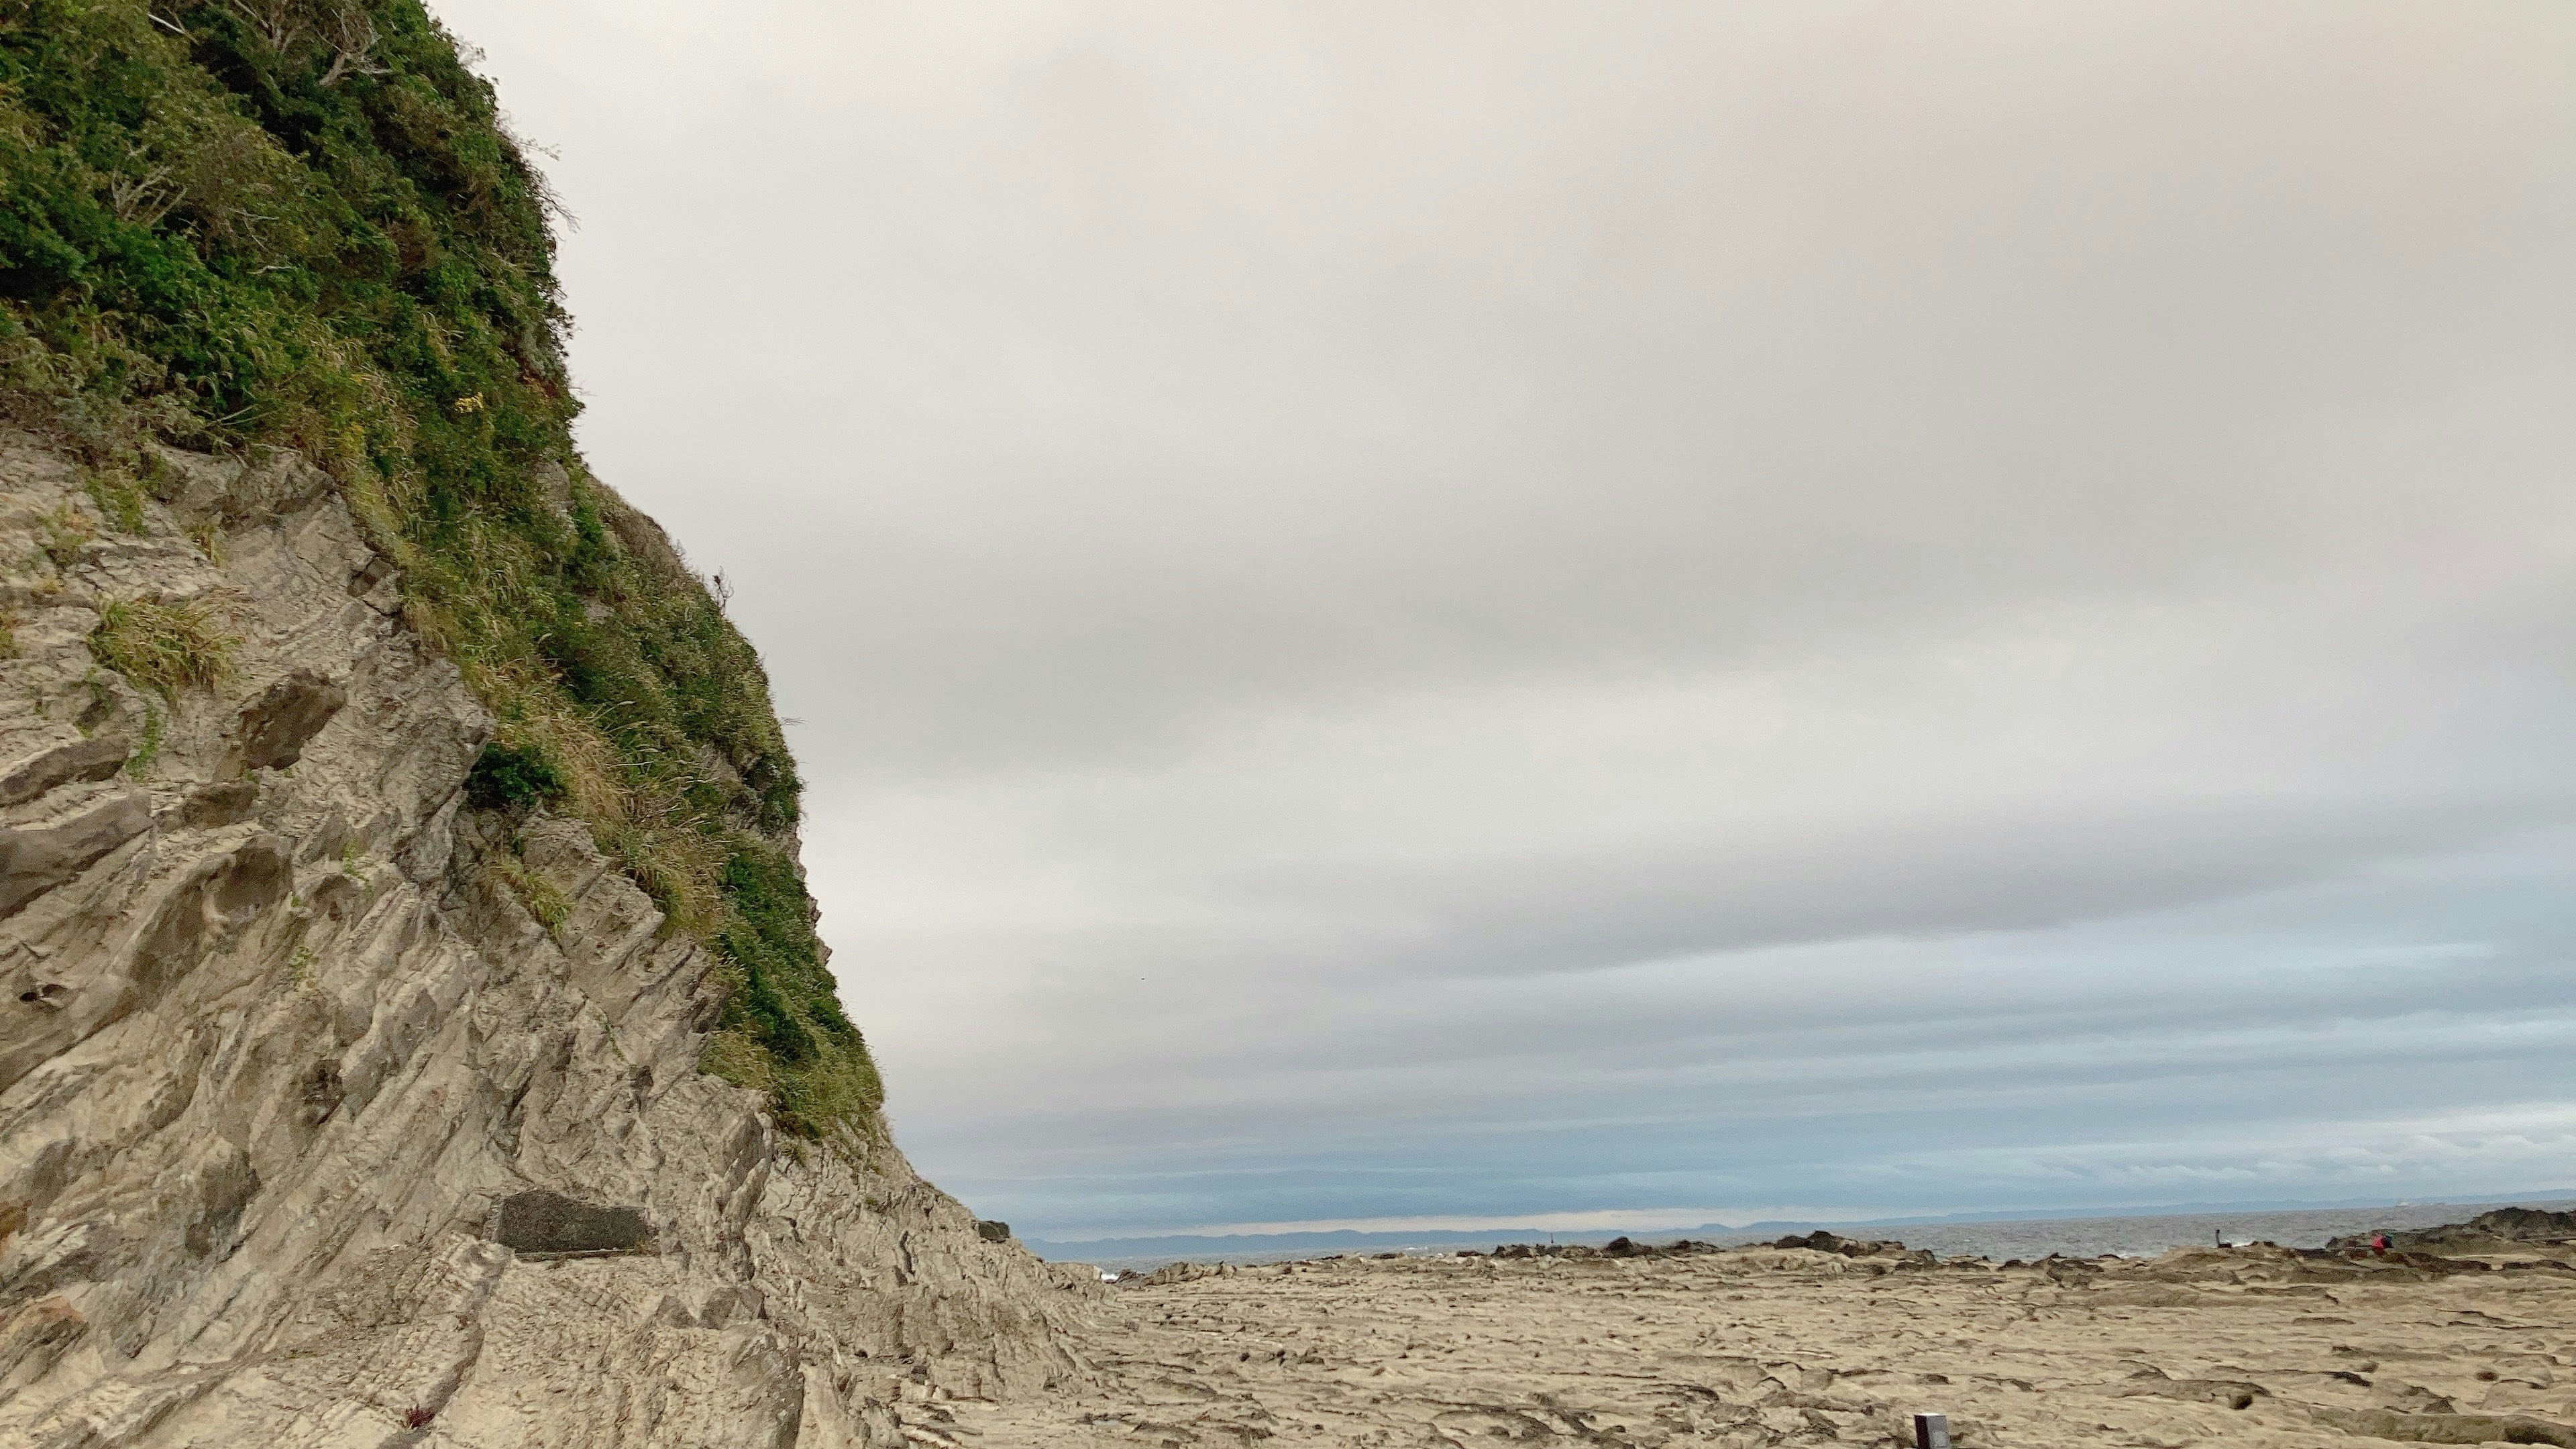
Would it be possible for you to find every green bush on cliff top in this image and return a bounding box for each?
[0,0,877,1137]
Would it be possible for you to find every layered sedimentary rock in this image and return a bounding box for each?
[0,431,1093,1446]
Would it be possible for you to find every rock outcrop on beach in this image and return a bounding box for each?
[2329,1208,2576,1254]
[0,433,1093,1444]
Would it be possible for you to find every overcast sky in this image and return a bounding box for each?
[431,1,2576,1239]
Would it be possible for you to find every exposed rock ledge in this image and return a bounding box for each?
[0,431,1096,1446]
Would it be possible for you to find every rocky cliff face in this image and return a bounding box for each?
[0,430,1094,1447]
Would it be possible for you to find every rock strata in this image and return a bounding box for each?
[0,431,1095,1446]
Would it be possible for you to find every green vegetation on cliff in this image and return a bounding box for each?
[0,0,879,1136]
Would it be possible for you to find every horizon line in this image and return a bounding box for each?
[1022,1188,2576,1246]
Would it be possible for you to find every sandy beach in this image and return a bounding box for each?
[952,1232,2576,1448]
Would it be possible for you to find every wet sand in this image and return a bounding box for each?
[951,1239,2576,1448]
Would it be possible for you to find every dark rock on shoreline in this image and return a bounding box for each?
[2327,1208,2576,1253]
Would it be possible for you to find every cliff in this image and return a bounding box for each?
[0,3,1095,1444]
[0,413,1094,1449]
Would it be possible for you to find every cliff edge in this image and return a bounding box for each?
[0,431,1095,1444]
[0,2,1096,1442]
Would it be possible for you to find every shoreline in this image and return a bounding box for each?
[969,1221,2576,1448]
[1032,1195,2576,1273]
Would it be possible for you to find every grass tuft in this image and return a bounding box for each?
[706,838,883,1136]
[90,596,236,697]
[466,740,566,813]
[81,468,146,532]
[38,506,90,570]
[486,848,574,932]
[127,695,166,775]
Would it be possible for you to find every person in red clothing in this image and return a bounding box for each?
[2371,1233,2390,1255]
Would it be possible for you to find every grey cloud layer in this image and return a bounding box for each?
[435,0,2576,1236]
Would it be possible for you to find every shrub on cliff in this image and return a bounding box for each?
[0,0,879,1136]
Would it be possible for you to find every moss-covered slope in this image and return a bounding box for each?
[0,0,877,1134]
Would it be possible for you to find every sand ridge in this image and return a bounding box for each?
[939,1237,2576,1448]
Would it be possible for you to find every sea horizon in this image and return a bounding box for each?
[1025,1190,2576,1271]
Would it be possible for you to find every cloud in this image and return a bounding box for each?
[433,0,2576,1236]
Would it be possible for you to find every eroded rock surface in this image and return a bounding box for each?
[973,1242,2576,1448]
[0,431,1096,1446]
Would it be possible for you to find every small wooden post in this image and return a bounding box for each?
[1913,1413,1951,1449]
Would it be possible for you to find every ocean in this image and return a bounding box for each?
[1029,1195,2576,1271]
